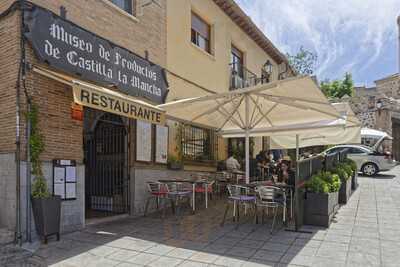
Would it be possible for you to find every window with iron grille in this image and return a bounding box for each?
[182,125,216,161]
[191,12,211,53]
[109,0,134,15]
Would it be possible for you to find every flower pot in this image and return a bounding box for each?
[31,195,61,243]
[304,191,339,227]
[167,162,183,170]
[351,171,358,190]
[339,178,351,204]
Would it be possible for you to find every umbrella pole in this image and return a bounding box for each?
[245,130,250,184]
[245,94,250,184]
[295,134,299,231]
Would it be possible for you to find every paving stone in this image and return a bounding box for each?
[252,249,284,262]
[236,239,264,249]
[166,248,196,259]
[280,253,314,265]
[286,245,318,256]
[213,256,249,267]
[145,244,176,255]
[261,242,290,252]
[346,252,380,266]
[178,260,209,267]
[189,251,219,263]
[225,245,256,258]
[147,256,183,267]
[106,249,140,262]
[311,256,346,267]
[125,252,160,265]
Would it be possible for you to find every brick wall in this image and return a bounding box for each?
[0,0,167,161]
[0,10,19,154]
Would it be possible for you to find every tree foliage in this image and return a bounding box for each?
[287,46,318,75]
[320,73,354,99]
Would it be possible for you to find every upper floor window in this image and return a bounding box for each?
[191,12,211,53]
[109,0,134,15]
[231,45,243,78]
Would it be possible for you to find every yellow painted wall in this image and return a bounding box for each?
[166,0,284,168]
[166,0,280,99]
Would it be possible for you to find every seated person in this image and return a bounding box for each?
[226,154,241,172]
[277,159,295,186]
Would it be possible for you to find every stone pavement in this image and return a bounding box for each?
[3,167,400,267]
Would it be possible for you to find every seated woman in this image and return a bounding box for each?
[277,159,295,186]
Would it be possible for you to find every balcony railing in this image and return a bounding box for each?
[229,63,269,90]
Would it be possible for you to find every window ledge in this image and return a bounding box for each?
[100,0,139,23]
[190,42,215,61]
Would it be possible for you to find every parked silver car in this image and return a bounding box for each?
[322,144,397,176]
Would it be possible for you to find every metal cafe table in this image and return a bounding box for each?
[158,178,211,212]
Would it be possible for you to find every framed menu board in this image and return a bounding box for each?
[136,120,152,162]
[155,125,168,164]
[53,159,77,200]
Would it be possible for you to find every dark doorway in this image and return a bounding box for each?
[392,117,400,161]
[84,112,129,219]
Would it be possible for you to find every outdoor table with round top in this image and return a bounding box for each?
[158,178,212,213]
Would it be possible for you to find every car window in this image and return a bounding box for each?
[326,147,344,154]
[349,147,366,154]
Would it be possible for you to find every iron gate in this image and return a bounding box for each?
[84,113,129,217]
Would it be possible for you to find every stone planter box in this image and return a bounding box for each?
[339,178,352,204]
[167,162,183,170]
[351,171,358,191]
[304,191,339,227]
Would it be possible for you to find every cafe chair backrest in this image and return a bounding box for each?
[256,186,282,203]
[147,182,162,193]
[227,184,248,197]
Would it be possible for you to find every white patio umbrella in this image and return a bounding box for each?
[158,76,344,183]
[269,102,362,149]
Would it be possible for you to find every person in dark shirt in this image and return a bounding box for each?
[277,160,295,186]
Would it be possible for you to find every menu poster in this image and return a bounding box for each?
[136,120,152,162]
[52,159,77,200]
[155,125,168,164]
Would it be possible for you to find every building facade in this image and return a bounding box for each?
[166,0,293,174]
[0,0,168,242]
[0,0,292,243]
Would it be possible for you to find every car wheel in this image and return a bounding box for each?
[362,163,378,176]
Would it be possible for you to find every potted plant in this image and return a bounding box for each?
[334,164,351,204]
[344,158,358,190]
[28,104,61,244]
[31,176,61,244]
[304,171,340,227]
[167,154,183,170]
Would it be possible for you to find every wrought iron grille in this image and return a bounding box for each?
[181,125,216,161]
[84,113,129,217]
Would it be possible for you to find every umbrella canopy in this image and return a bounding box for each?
[159,76,344,182]
[269,102,361,149]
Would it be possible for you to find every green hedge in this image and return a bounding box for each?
[306,171,341,193]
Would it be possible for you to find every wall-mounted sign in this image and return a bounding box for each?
[53,159,77,200]
[136,120,152,162]
[24,5,169,104]
[72,82,165,125]
[155,125,168,164]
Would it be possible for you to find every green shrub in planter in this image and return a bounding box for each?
[344,158,357,172]
[344,158,358,190]
[335,165,352,204]
[304,171,339,227]
[305,174,330,193]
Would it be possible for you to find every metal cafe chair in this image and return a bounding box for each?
[254,186,287,234]
[144,182,171,217]
[165,182,192,216]
[221,185,256,227]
